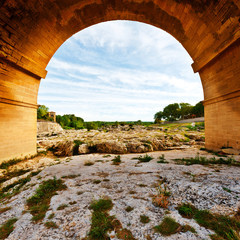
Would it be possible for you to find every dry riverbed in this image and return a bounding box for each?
[1,147,240,240]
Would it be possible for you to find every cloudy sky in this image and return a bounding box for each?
[38,20,203,121]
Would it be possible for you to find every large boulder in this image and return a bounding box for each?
[95,140,127,154]
[78,144,90,154]
[53,141,74,156]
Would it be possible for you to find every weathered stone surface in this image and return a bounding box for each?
[78,144,90,154]
[53,141,74,157]
[222,148,240,155]
[37,121,63,136]
[95,140,128,154]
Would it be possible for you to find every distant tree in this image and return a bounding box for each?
[179,103,193,119]
[37,105,49,119]
[56,114,84,129]
[163,103,180,121]
[154,111,164,123]
[192,101,204,117]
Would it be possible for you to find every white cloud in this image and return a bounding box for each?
[40,21,203,121]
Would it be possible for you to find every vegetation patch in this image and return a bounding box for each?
[0,206,11,214]
[0,159,23,170]
[152,183,171,209]
[62,174,80,179]
[135,154,153,163]
[44,221,58,229]
[157,154,169,164]
[154,217,181,236]
[173,154,239,166]
[0,169,31,185]
[125,206,134,212]
[154,217,195,236]
[0,171,41,201]
[111,155,121,165]
[0,218,18,240]
[84,161,94,166]
[92,180,101,184]
[86,198,136,240]
[57,204,68,210]
[177,203,240,239]
[103,155,111,158]
[26,177,67,222]
[140,215,150,224]
[47,213,55,219]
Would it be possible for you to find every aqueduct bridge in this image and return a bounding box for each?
[0,0,240,162]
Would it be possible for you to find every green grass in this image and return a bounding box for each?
[140,215,150,224]
[154,217,181,236]
[26,177,67,222]
[0,169,31,185]
[89,199,113,212]
[111,155,121,165]
[154,217,196,236]
[173,154,239,166]
[0,218,18,239]
[103,155,111,158]
[0,170,41,201]
[0,159,23,169]
[47,213,55,219]
[177,203,196,219]
[87,198,136,240]
[88,198,114,239]
[135,154,153,163]
[177,203,240,239]
[157,154,169,164]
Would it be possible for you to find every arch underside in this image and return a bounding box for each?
[0,0,240,161]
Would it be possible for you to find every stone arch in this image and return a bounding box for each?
[0,0,240,161]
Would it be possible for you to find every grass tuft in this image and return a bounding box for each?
[140,215,150,224]
[154,217,181,236]
[173,154,239,166]
[136,154,153,163]
[26,177,67,222]
[111,155,121,165]
[0,218,18,239]
[177,203,240,239]
[84,161,94,166]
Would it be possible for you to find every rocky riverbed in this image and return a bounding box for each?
[37,123,205,156]
[1,147,240,240]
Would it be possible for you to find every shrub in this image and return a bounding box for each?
[111,155,121,165]
[137,154,153,163]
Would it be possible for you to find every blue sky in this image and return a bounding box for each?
[38,20,203,121]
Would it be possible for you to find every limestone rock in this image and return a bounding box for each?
[222,148,240,155]
[78,144,90,154]
[95,140,127,154]
[53,141,74,156]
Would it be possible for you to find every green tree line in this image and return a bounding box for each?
[154,101,204,123]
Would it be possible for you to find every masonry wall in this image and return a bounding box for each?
[0,62,40,163]
[200,39,240,150]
